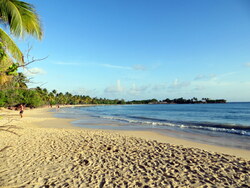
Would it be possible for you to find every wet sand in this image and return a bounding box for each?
[0,108,250,187]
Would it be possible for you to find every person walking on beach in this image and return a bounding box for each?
[19,104,24,118]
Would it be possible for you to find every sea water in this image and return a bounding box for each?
[54,103,250,150]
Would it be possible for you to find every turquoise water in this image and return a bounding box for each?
[55,103,250,150]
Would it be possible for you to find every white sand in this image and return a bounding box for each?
[0,108,250,187]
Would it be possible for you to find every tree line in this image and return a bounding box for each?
[0,86,226,108]
[0,87,121,108]
[160,97,226,104]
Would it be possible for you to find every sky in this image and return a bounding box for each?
[15,0,250,101]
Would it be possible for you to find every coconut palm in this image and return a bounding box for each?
[0,0,43,85]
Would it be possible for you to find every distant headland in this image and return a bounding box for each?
[127,98,226,104]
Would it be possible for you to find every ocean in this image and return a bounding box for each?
[54,102,250,150]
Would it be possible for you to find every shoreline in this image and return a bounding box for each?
[1,107,250,187]
[55,106,250,157]
[3,106,250,159]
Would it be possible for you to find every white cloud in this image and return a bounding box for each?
[101,64,131,70]
[104,80,124,93]
[99,78,250,101]
[128,84,149,95]
[54,61,147,72]
[103,81,151,98]
[54,62,81,65]
[194,74,217,81]
[24,67,46,76]
[169,79,190,89]
[99,63,147,71]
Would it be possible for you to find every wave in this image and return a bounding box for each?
[100,115,250,136]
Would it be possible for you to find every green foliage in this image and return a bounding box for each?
[127,99,158,104]
[0,84,226,108]
[22,89,43,107]
[161,98,226,104]
[0,88,44,107]
[0,91,6,106]
[6,63,18,75]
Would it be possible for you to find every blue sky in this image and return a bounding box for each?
[16,0,250,101]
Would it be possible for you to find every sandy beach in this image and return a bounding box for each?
[0,108,250,187]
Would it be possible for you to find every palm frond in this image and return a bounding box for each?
[13,0,43,39]
[0,0,23,37]
[0,28,23,63]
[0,0,43,39]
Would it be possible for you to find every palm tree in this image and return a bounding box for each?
[12,72,28,88]
[52,89,57,96]
[0,0,43,85]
